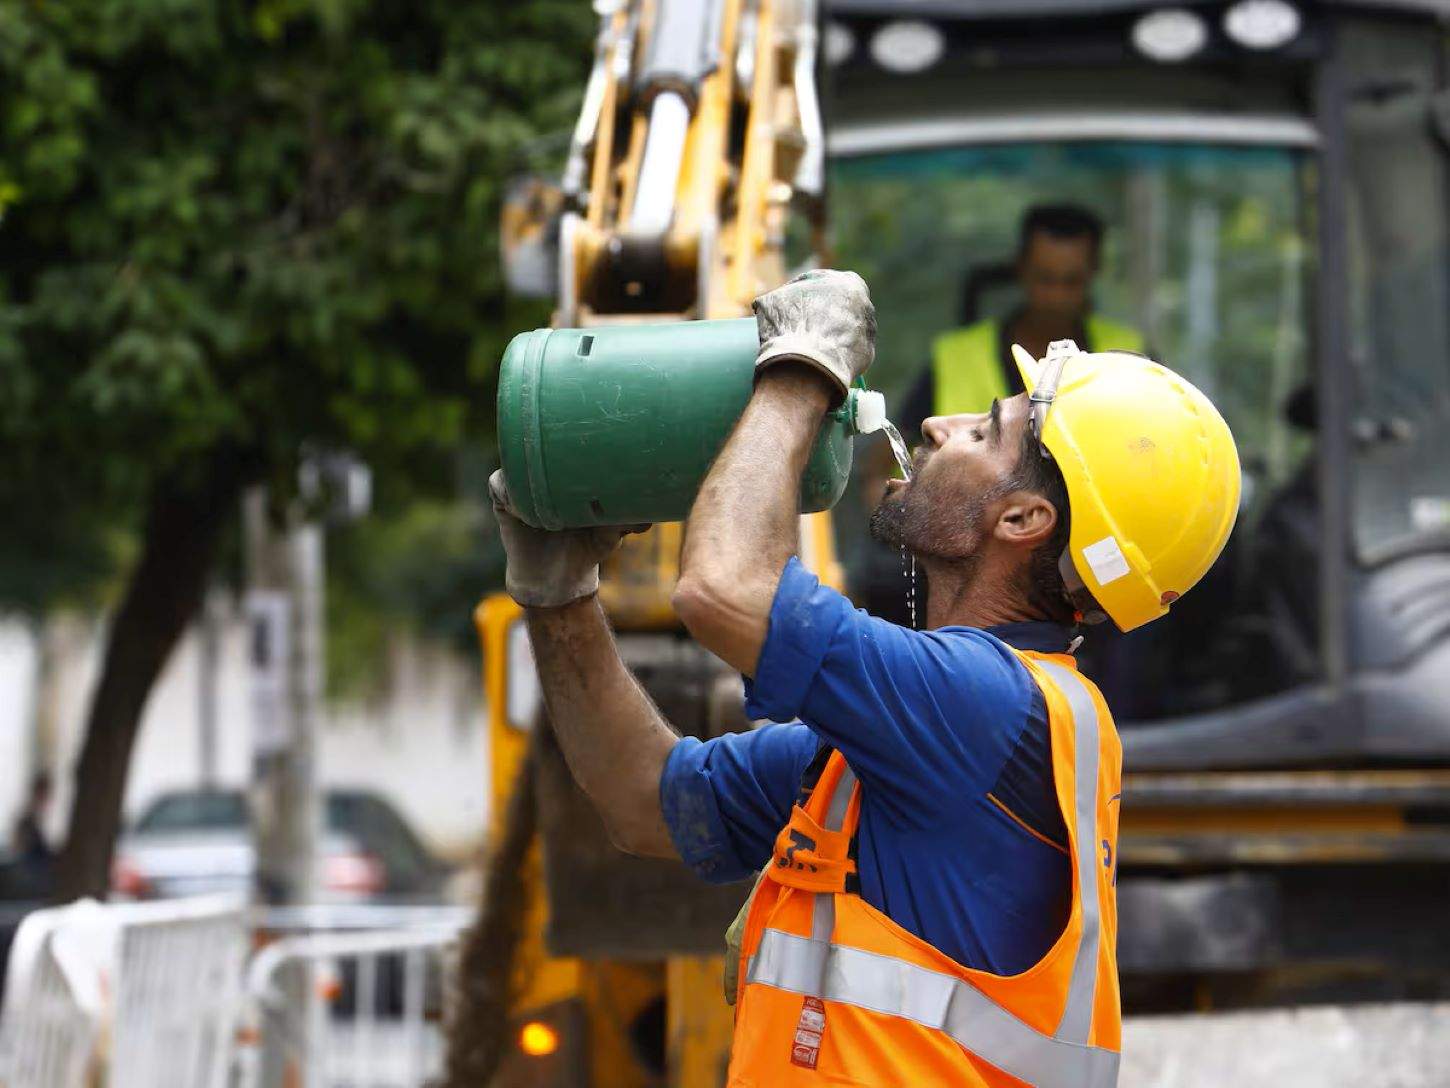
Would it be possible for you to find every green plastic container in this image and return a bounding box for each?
[497,318,867,530]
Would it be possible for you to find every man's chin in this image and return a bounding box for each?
[868,501,908,547]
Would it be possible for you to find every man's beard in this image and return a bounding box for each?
[868,489,923,548]
[869,481,988,564]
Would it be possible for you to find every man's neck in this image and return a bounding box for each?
[920,556,1047,630]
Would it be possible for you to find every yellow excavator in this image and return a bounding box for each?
[463,2,838,1084]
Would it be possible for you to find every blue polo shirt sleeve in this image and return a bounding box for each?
[744,557,1035,827]
[659,722,820,883]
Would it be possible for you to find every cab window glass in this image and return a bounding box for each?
[1342,20,1450,564]
[828,140,1316,716]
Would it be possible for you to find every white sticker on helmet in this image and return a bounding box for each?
[1082,536,1131,586]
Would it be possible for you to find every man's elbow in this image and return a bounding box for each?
[602,813,675,860]
[604,823,651,858]
[672,572,731,642]
[602,816,644,856]
[674,569,772,675]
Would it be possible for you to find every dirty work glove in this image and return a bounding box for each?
[753,268,876,404]
[489,470,646,608]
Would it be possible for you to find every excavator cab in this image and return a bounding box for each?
[822,0,1450,1005]
[824,1,1450,758]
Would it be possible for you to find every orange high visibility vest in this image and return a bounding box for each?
[727,651,1123,1088]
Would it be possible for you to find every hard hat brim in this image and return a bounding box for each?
[1011,343,1042,395]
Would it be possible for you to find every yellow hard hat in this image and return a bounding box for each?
[1011,340,1241,632]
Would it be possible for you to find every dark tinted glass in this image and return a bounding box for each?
[1342,19,1450,562]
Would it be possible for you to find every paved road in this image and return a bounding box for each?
[1122,1002,1450,1087]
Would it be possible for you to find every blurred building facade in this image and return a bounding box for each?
[0,608,487,862]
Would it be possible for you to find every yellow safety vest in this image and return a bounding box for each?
[932,316,1145,415]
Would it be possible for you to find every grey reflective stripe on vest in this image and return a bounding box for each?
[811,764,857,942]
[746,929,1119,1088]
[1035,660,1104,1045]
[826,765,856,831]
[748,666,1117,1088]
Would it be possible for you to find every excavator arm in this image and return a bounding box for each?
[558,0,825,324]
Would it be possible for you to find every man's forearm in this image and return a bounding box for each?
[525,597,680,857]
[675,366,836,673]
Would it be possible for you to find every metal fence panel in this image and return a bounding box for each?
[109,898,248,1088]
[0,907,99,1088]
[0,896,246,1088]
[238,906,469,1088]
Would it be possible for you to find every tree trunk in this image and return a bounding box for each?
[52,448,253,903]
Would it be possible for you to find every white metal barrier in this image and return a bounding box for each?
[236,905,470,1088]
[0,895,247,1088]
[0,903,98,1088]
[0,899,466,1088]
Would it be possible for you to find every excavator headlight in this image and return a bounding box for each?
[870,20,944,74]
[1131,8,1207,63]
[1224,0,1300,50]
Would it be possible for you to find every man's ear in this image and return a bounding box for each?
[993,492,1058,548]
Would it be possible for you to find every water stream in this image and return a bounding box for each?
[901,548,917,630]
[858,397,918,628]
[883,417,917,629]
[881,419,913,480]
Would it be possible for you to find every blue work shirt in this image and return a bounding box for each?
[660,557,1074,976]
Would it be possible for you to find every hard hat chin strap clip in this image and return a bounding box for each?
[1028,340,1080,458]
[1058,551,1108,627]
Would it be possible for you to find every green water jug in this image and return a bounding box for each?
[497,318,884,530]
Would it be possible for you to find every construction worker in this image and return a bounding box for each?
[902,203,1145,433]
[490,269,1239,1085]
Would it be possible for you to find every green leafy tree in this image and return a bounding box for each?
[0,0,591,899]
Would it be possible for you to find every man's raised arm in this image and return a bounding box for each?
[489,474,678,858]
[673,270,876,675]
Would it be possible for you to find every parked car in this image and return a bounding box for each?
[112,788,451,903]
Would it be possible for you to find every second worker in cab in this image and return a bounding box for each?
[900,203,1144,434]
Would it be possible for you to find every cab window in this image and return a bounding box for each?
[1342,19,1450,564]
[828,139,1315,716]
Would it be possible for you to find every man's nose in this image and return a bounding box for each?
[921,412,985,448]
